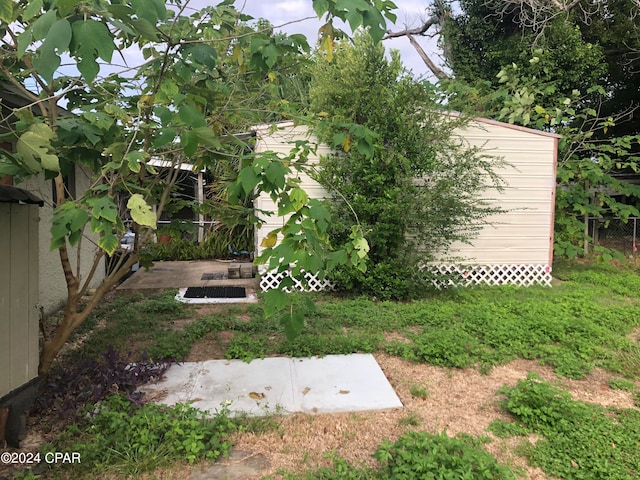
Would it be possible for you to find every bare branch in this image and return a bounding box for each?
[383,16,439,39]
[407,34,451,80]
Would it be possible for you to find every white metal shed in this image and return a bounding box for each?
[253,119,559,289]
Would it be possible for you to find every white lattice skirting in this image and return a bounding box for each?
[429,264,552,288]
[260,264,552,292]
[259,270,335,292]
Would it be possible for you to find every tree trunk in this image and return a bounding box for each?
[38,253,140,377]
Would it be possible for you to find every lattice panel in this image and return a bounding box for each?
[429,264,552,288]
[260,270,335,292]
[260,264,552,292]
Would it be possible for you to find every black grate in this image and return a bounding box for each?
[184,286,246,298]
[201,272,225,280]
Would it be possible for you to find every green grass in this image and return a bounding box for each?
[72,261,640,382]
[57,260,640,480]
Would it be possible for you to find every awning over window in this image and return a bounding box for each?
[0,185,44,206]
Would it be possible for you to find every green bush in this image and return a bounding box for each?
[48,395,235,477]
[374,431,516,479]
[496,373,640,479]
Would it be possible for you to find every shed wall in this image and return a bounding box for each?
[254,120,558,287]
[253,124,331,259]
[444,121,557,265]
[0,203,39,397]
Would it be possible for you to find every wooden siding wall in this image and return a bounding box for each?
[0,203,40,397]
[254,121,557,266]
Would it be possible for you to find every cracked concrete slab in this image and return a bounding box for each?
[139,354,403,417]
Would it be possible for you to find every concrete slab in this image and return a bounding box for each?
[139,354,403,417]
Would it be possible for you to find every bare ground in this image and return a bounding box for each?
[4,308,638,480]
[143,342,637,480]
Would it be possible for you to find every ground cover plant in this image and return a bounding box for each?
[17,260,640,479]
[490,373,640,479]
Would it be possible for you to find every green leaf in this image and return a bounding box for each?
[290,187,308,211]
[193,126,222,150]
[184,44,218,69]
[57,0,83,16]
[87,196,119,223]
[34,18,72,82]
[31,10,56,40]
[16,124,59,172]
[22,0,42,20]
[98,231,119,256]
[238,166,261,195]
[312,0,329,17]
[180,131,199,157]
[281,309,305,341]
[125,151,149,173]
[153,128,177,147]
[154,106,174,126]
[0,0,14,23]
[71,19,115,83]
[179,104,207,128]
[262,288,289,318]
[131,0,166,25]
[129,18,158,40]
[127,193,156,228]
[50,203,89,250]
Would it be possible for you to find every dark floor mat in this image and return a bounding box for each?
[184,286,246,298]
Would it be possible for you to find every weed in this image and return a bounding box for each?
[375,431,517,479]
[46,395,235,477]
[408,384,429,399]
[397,411,421,427]
[609,377,637,391]
[497,373,640,479]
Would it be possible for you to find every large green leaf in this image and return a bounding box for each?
[87,196,118,223]
[16,124,59,172]
[131,0,166,25]
[34,18,72,82]
[0,0,14,23]
[71,19,115,83]
[98,231,119,256]
[184,44,218,69]
[51,203,89,250]
[22,0,42,21]
[192,126,222,150]
[178,104,206,128]
[127,194,156,228]
[31,9,56,41]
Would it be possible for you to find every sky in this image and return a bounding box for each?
[203,0,442,80]
[234,0,441,79]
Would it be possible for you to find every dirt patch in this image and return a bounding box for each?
[227,354,638,479]
[185,331,234,362]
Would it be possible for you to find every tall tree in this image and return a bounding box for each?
[0,0,397,375]
[309,33,503,299]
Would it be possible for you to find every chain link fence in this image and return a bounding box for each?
[588,217,639,256]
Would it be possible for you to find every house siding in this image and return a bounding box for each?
[253,120,558,287]
[17,167,105,315]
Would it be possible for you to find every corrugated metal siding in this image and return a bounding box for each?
[254,120,557,266]
[0,203,40,397]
